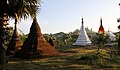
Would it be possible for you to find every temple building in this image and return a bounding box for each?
[73,18,92,46]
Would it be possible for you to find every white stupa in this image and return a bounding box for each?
[107,30,116,41]
[73,18,92,46]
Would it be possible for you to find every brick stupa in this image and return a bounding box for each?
[7,23,22,55]
[16,18,58,58]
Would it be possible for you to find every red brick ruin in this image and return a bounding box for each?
[16,18,58,58]
[7,23,22,55]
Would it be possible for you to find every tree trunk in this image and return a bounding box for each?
[118,34,120,47]
[0,33,6,64]
[0,27,7,64]
[97,47,100,55]
[118,34,120,54]
[0,13,9,64]
[0,45,6,64]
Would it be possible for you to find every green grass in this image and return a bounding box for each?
[1,46,120,70]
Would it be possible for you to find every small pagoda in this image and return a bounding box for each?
[16,17,58,58]
[73,18,92,46]
[7,23,22,54]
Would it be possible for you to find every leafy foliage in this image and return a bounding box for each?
[43,28,116,47]
[98,34,105,47]
[117,35,120,54]
[118,25,120,30]
[20,35,27,42]
[0,0,41,19]
[117,18,120,54]
[117,18,120,30]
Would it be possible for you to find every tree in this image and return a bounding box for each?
[117,6,120,49]
[117,18,120,54]
[97,33,106,54]
[0,0,41,64]
[117,18,120,29]
[0,0,41,31]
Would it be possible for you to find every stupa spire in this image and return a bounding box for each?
[82,18,84,26]
[100,17,103,27]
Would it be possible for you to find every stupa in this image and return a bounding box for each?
[73,18,92,46]
[7,23,22,54]
[107,30,116,41]
[98,18,105,34]
[16,17,58,58]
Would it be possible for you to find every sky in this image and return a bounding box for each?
[9,0,120,34]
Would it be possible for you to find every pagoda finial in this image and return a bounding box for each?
[81,17,84,26]
[100,17,102,26]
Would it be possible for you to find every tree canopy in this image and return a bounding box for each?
[0,0,41,20]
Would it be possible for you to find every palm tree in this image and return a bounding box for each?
[0,0,40,28]
[0,0,41,64]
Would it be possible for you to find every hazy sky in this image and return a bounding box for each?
[10,0,120,34]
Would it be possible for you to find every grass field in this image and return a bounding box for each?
[1,46,120,70]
